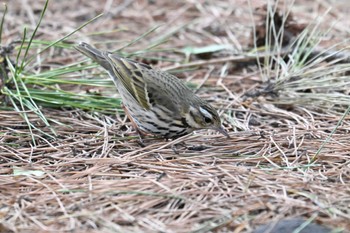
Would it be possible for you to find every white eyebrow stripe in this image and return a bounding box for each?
[199,107,212,118]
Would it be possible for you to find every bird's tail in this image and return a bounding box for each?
[75,42,112,70]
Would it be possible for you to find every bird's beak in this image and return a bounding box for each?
[215,126,230,138]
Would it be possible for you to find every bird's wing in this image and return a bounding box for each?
[107,54,152,110]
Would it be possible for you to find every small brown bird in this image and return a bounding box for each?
[75,42,229,139]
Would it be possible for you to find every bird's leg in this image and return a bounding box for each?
[122,104,145,146]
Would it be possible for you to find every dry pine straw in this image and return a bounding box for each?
[0,103,350,232]
[1,0,350,232]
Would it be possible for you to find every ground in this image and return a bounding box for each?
[1,0,350,232]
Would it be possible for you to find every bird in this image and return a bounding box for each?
[75,42,229,139]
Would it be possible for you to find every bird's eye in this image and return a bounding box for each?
[199,106,213,124]
[204,116,212,124]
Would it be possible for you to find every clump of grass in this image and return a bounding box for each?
[0,0,123,143]
[251,2,350,112]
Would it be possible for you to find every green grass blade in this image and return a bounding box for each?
[18,0,49,73]
[0,3,7,45]
[25,13,104,67]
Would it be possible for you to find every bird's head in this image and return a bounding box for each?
[185,104,229,138]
